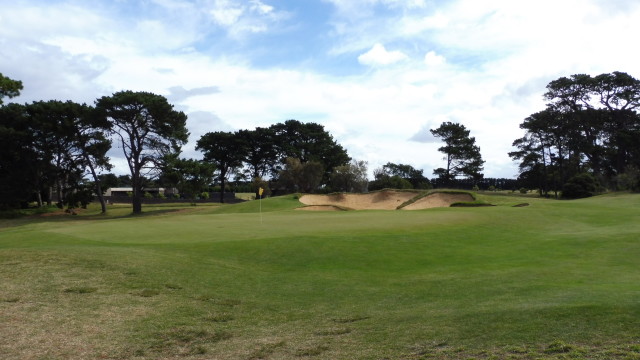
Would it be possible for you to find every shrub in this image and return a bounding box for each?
[488,185,496,192]
[200,191,210,199]
[144,192,153,199]
[519,188,528,194]
[472,185,479,191]
[562,173,598,199]
[615,166,640,192]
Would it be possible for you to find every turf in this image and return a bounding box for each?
[1,194,639,359]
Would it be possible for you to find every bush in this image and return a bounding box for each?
[519,188,528,194]
[200,191,210,199]
[472,185,479,191]
[562,173,598,199]
[615,166,640,192]
[144,192,153,199]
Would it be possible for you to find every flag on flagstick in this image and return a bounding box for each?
[258,187,263,224]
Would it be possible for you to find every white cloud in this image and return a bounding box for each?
[210,0,244,26]
[424,51,445,66]
[4,0,640,180]
[250,0,274,14]
[358,43,408,66]
[208,0,288,37]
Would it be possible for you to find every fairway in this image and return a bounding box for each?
[1,194,640,359]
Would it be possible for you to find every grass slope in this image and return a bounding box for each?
[1,194,640,359]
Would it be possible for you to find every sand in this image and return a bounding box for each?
[298,190,474,211]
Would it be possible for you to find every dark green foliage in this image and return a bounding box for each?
[0,99,112,211]
[512,72,640,194]
[562,173,599,199]
[431,122,484,185]
[196,120,349,194]
[0,73,22,104]
[369,174,413,191]
[160,157,215,200]
[196,131,245,202]
[0,104,38,209]
[615,166,640,192]
[269,119,350,184]
[96,91,188,213]
[329,159,369,193]
[369,162,431,191]
[277,157,324,193]
[236,127,278,179]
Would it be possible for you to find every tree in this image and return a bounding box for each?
[96,91,188,213]
[368,163,431,191]
[0,73,23,105]
[562,173,599,199]
[270,120,350,184]
[236,127,278,180]
[513,72,640,193]
[368,172,413,191]
[380,163,431,189]
[161,157,215,202]
[0,104,39,209]
[430,122,484,186]
[277,157,324,193]
[23,101,111,210]
[196,131,246,203]
[329,159,368,193]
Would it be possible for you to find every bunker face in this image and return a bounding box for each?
[298,190,474,210]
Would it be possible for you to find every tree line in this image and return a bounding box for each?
[1,72,494,213]
[510,71,640,197]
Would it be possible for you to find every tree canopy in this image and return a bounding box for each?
[196,131,246,203]
[0,73,23,105]
[510,72,640,196]
[431,122,484,185]
[96,91,188,213]
[369,162,431,191]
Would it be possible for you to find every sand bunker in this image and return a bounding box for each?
[298,190,475,210]
[401,192,474,210]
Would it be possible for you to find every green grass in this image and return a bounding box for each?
[1,193,640,359]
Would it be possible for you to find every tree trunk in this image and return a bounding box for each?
[36,191,43,208]
[131,171,143,214]
[220,177,226,203]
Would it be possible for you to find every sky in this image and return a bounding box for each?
[2,0,640,180]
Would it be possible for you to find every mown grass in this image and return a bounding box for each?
[1,193,639,359]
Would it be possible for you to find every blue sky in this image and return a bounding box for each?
[2,0,640,179]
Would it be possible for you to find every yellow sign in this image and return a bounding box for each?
[259,187,264,196]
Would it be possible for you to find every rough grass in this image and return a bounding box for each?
[1,193,640,359]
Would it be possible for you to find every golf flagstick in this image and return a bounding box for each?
[259,187,264,224]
